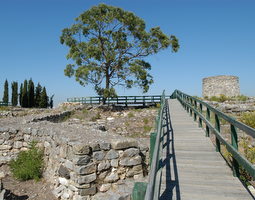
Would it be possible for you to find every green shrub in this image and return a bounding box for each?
[209,94,229,102]
[91,112,101,121]
[143,117,149,125]
[240,112,255,129]
[128,112,135,118]
[9,141,44,181]
[236,95,248,101]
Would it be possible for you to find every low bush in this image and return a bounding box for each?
[9,141,44,181]
[240,112,255,129]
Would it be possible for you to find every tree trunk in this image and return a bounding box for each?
[103,69,110,105]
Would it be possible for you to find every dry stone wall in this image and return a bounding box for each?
[202,75,240,98]
[0,124,149,200]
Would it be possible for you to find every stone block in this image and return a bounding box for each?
[98,160,111,172]
[58,165,70,179]
[105,149,119,160]
[123,148,140,157]
[13,141,23,149]
[76,164,96,175]
[93,151,105,161]
[91,143,100,152]
[110,159,118,167]
[77,173,96,184]
[59,177,69,186]
[100,143,111,150]
[99,183,111,192]
[73,145,91,155]
[78,185,96,196]
[74,155,91,166]
[126,165,143,177]
[111,139,138,150]
[104,172,119,183]
[119,156,142,166]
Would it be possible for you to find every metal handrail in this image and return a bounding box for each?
[144,90,166,199]
[172,89,255,179]
[67,95,170,105]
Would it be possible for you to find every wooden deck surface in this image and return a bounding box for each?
[159,99,254,200]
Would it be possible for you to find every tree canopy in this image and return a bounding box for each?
[60,4,179,98]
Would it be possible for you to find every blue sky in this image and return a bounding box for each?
[0,0,254,105]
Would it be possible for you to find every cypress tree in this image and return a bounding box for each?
[35,83,42,108]
[39,87,48,108]
[28,79,35,107]
[11,81,18,106]
[49,94,54,108]
[3,79,9,104]
[22,80,28,108]
[19,83,23,106]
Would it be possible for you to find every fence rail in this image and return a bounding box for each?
[172,90,255,179]
[0,101,9,106]
[132,91,166,200]
[67,95,170,106]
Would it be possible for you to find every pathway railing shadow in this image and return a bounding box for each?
[159,100,181,200]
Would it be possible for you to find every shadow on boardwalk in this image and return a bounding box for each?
[159,101,181,200]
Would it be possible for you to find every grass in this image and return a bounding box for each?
[91,112,101,121]
[127,112,135,118]
[9,141,44,181]
[0,106,10,111]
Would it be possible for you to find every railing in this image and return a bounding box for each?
[132,91,166,200]
[172,90,255,179]
[67,95,170,106]
[0,101,9,106]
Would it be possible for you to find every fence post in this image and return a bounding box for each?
[150,132,157,165]
[206,108,210,137]
[215,114,221,152]
[132,182,147,200]
[198,103,203,128]
[194,101,197,121]
[231,124,239,177]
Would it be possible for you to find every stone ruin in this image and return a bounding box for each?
[202,75,240,98]
[0,110,150,200]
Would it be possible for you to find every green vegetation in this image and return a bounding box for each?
[11,81,18,106]
[60,4,179,100]
[209,94,230,102]
[91,112,101,121]
[128,112,135,118]
[3,79,9,104]
[205,94,249,102]
[240,112,255,129]
[143,125,152,133]
[143,117,149,125]
[9,141,44,181]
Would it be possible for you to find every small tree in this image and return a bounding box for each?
[49,94,54,108]
[19,83,23,106]
[11,81,18,106]
[3,79,9,104]
[28,79,35,108]
[39,87,48,108]
[60,4,179,101]
[35,83,42,108]
[21,80,28,108]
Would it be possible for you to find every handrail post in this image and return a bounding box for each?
[189,99,193,117]
[206,108,210,137]
[215,114,221,152]
[198,103,203,128]
[231,124,239,177]
[194,101,197,121]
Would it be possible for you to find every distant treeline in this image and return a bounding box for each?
[2,79,54,108]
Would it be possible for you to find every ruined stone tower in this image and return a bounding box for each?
[202,75,240,98]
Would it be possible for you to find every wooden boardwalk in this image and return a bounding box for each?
[159,99,254,200]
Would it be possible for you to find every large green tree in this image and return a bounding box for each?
[3,79,9,104]
[39,87,48,108]
[35,83,42,108]
[22,80,28,108]
[11,81,18,106]
[28,79,35,108]
[60,4,179,99]
[19,83,23,106]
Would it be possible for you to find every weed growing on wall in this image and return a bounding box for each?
[9,141,44,181]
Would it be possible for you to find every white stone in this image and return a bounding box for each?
[99,183,111,192]
[59,177,69,186]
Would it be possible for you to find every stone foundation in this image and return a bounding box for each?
[0,127,149,200]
